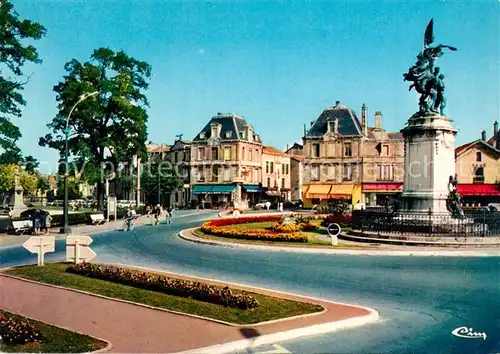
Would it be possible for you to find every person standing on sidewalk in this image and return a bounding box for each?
[125,207,133,231]
[165,206,173,224]
[45,212,52,235]
[153,204,161,225]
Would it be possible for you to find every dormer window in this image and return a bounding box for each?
[199,132,206,139]
[225,131,232,139]
[327,120,335,134]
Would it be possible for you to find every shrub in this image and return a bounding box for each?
[67,263,259,310]
[320,214,352,227]
[301,222,319,232]
[271,222,303,233]
[0,313,43,345]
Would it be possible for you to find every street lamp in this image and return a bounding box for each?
[60,91,99,234]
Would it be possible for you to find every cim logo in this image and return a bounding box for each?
[451,326,487,340]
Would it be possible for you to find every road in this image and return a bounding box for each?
[1,210,499,353]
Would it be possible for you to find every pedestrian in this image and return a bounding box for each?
[45,212,52,235]
[146,204,152,218]
[33,210,41,235]
[125,207,133,231]
[154,204,161,225]
[166,206,173,224]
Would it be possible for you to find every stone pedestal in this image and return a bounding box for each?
[9,184,27,217]
[400,112,457,213]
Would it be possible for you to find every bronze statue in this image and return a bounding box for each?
[403,19,457,114]
[446,174,465,219]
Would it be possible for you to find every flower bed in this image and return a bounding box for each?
[201,216,308,243]
[0,313,43,345]
[67,262,259,310]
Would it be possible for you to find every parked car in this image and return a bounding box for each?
[254,200,276,210]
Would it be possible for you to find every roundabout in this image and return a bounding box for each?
[1,210,499,353]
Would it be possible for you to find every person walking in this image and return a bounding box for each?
[154,204,161,225]
[45,212,52,235]
[33,210,41,235]
[166,206,173,224]
[124,207,133,231]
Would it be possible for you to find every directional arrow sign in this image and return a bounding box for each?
[23,236,55,266]
[257,344,291,354]
[66,235,96,264]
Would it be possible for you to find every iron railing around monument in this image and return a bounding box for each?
[351,209,500,237]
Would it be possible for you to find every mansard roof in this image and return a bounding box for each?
[306,102,363,138]
[192,113,262,143]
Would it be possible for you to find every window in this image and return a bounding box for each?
[327,165,335,181]
[282,178,285,189]
[312,143,320,157]
[476,152,482,162]
[266,161,270,173]
[211,147,219,160]
[270,162,274,173]
[249,149,253,161]
[225,131,232,138]
[212,166,220,182]
[199,132,206,139]
[344,143,352,157]
[474,167,485,184]
[197,166,204,181]
[223,146,231,161]
[343,164,352,181]
[382,144,389,156]
[198,147,205,160]
[378,165,394,181]
[328,121,335,133]
[311,165,320,181]
[267,177,271,188]
[285,164,289,174]
[242,147,246,160]
[312,198,320,205]
[223,167,231,182]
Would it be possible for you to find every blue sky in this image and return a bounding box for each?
[13,0,500,173]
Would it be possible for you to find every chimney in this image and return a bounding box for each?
[494,121,498,137]
[375,111,383,130]
[303,123,307,137]
[361,103,367,136]
[335,101,340,107]
[481,130,486,142]
[334,118,339,134]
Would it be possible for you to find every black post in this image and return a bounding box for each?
[157,173,160,205]
[60,128,71,234]
[482,207,486,237]
[428,208,432,236]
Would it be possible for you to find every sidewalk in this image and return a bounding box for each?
[0,216,153,248]
[0,273,376,353]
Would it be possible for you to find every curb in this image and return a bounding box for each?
[175,310,379,354]
[179,228,500,257]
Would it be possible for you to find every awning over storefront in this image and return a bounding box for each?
[363,183,403,192]
[329,184,353,199]
[265,190,281,197]
[242,185,264,193]
[457,184,500,196]
[306,184,332,199]
[191,185,235,194]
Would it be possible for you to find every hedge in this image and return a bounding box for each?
[67,262,259,310]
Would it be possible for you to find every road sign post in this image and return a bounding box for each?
[66,235,96,264]
[326,223,341,245]
[22,236,55,266]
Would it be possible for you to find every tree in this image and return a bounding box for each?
[23,155,39,173]
[56,177,82,200]
[0,1,46,163]
[0,164,37,195]
[36,174,51,204]
[141,162,182,203]
[39,48,151,208]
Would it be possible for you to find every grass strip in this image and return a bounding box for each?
[6,263,323,325]
[0,310,106,353]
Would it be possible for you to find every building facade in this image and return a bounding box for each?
[455,122,500,206]
[302,101,404,208]
[189,113,265,209]
[261,146,292,201]
[167,140,192,207]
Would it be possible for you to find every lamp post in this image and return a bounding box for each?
[60,91,99,234]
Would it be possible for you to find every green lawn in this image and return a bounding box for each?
[6,264,323,325]
[0,310,106,353]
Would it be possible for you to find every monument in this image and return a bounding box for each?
[10,167,28,217]
[401,19,460,215]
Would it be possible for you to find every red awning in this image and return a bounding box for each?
[362,183,403,191]
[457,184,500,196]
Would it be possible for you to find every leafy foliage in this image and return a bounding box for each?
[141,162,182,198]
[67,262,259,310]
[0,164,37,195]
[0,1,46,163]
[55,177,82,200]
[39,48,151,207]
[23,155,39,173]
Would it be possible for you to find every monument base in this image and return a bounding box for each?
[8,186,27,217]
[400,112,457,214]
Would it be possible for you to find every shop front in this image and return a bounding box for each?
[303,184,360,208]
[457,184,500,207]
[191,184,236,208]
[362,183,403,207]
[242,184,265,206]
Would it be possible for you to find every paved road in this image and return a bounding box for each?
[1,210,499,353]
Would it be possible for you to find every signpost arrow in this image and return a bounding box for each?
[257,344,291,354]
[66,235,96,264]
[22,236,55,266]
[327,222,341,245]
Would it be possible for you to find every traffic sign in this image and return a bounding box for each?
[327,223,341,245]
[22,236,55,266]
[66,235,96,264]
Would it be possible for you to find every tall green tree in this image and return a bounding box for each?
[39,48,151,208]
[23,155,39,173]
[0,1,46,163]
[36,174,51,204]
[141,162,182,203]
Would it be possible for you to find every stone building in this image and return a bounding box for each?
[167,139,192,207]
[261,146,292,201]
[189,113,264,209]
[455,121,500,205]
[302,101,404,208]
